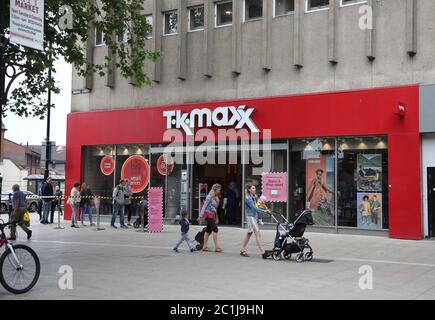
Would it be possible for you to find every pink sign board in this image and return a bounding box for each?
[261,172,288,203]
[148,187,163,233]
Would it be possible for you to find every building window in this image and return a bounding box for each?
[215,1,233,27]
[289,138,336,226]
[189,6,205,31]
[244,0,263,21]
[117,29,129,43]
[163,11,178,35]
[340,0,367,7]
[337,136,389,230]
[306,0,329,12]
[274,0,295,17]
[95,26,105,46]
[144,15,153,39]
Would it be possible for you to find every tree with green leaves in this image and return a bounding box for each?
[1,0,158,119]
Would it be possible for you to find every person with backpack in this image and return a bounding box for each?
[111,179,128,229]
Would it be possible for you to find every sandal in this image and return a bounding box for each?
[240,251,249,257]
[202,247,210,252]
[215,248,223,253]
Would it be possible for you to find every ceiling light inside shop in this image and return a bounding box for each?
[340,143,349,150]
[322,143,332,151]
[123,147,129,155]
[376,141,387,149]
[225,10,232,15]
[357,142,368,150]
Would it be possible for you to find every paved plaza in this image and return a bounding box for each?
[2,213,435,300]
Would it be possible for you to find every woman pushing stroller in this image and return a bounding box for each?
[240,185,270,258]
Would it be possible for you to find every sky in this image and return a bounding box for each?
[3,58,71,147]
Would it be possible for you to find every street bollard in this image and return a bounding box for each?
[53,207,65,230]
[93,198,105,231]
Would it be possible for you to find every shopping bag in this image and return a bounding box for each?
[24,211,31,227]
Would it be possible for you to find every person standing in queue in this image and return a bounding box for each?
[197,184,223,253]
[41,177,54,224]
[112,179,128,229]
[124,180,134,226]
[240,185,270,258]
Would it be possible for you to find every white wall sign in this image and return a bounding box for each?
[10,0,45,51]
[163,106,260,135]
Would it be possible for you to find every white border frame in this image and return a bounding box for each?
[215,0,233,28]
[273,0,295,18]
[163,10,178,36]
[188,5,205,32]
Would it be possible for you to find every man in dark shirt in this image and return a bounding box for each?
[41,177,54,224]
[9,184,32,241]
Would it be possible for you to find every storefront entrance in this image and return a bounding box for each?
[428,168,435,238]
[192,152,243,226]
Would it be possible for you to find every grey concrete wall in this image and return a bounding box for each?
[420,85,435,133]
[71,0,435,112]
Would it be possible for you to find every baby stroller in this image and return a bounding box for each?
[193,227,207,251]
[133,200,148,229]
[263,210,314,263]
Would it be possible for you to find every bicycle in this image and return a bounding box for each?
[0,219,40,294]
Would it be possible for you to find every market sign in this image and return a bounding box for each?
[156,155,174,176]
[121,155,150,193]
[10,0,45,51]
[100,156,115,176]
[163,106,260,136]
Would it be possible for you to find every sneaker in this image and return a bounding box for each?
[120,225,128,229]
[173,248,179,253]
[111,225,118,229]
[81,223,87,227]
[258,220,264,225]
[73,225,80,228]
[90,223,96,227]
[127,223,132,226]
[27,230,32,240]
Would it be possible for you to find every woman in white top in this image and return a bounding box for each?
[69,182,81,228]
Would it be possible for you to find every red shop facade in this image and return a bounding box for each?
[66,85,422,240]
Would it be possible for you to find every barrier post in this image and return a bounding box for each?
[93,197,105,231]
[53,195,65,230]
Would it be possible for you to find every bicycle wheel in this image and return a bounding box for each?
[0,244,40,294]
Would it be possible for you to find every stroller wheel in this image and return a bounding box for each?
[296,253,305,263]
[133,222,140,229]
[196,244,203,251]
[304,252,313,261]
[272,251,282,261]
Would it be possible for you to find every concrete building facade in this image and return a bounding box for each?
[68,0,435,239]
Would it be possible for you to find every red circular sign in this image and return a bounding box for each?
[100,156,115,176]
[121,156,150,193]
[157,155,174,176]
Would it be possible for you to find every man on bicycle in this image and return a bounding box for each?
[8,184,32,241]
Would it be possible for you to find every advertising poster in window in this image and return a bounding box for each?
[121,156,150,193]
[357,193,383,230]
[305,154,335,226]
[357,154,382,192]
